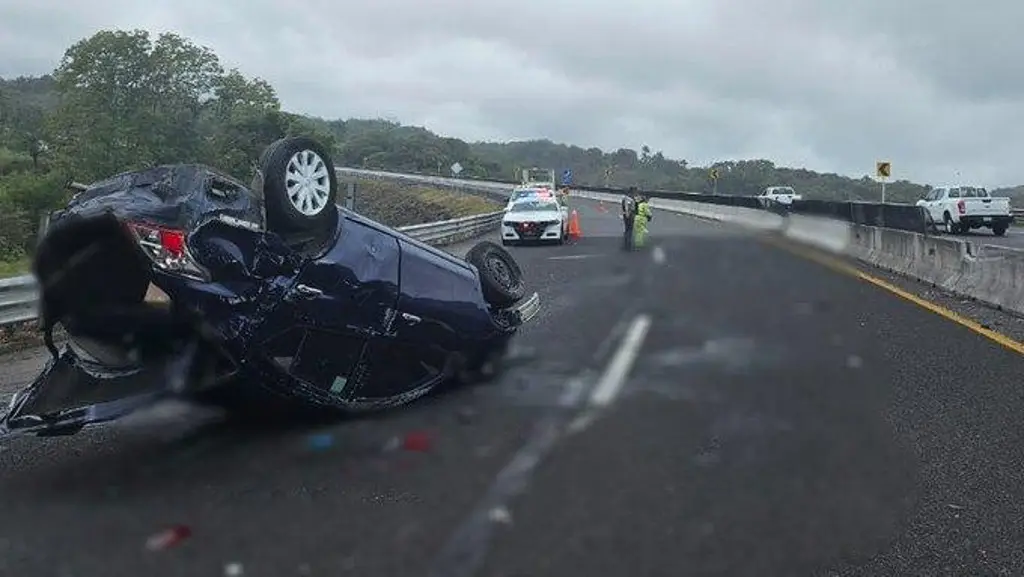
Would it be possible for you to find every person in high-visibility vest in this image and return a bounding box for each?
[632,193,653,248]
[621,187,638,250]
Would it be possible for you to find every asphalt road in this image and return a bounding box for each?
[2,198,1024,576]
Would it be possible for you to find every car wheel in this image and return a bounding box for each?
[994,224,1008,236]
[466,241,526,308]
[258,136,339,234]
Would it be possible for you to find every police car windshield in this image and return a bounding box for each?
[510,200,558,212]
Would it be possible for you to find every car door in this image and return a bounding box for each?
[256,215,402,401]
[924,188,945,223]
[917,188,936,220]
[946,188,962,222]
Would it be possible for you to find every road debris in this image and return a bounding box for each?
[145,525,192,551]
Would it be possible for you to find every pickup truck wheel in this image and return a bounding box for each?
[943,213,956,234]
[467,241,526,308]
[259,136,338,234]
[993,224,1008,236]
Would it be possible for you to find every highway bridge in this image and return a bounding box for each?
[0,196,1022,576]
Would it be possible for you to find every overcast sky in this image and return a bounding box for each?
[1,0,1020,186]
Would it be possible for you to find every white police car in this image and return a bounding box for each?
[501,194,569,245]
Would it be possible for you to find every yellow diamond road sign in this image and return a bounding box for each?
[876,161,891,178]
[710,168,719,179]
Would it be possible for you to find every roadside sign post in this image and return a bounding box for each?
[450,162,463,177]
[604,167,612,188]
[709,168,719,195]
[876,161,891,203]
[561,169,573,186]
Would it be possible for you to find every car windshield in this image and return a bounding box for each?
[510,200,558,212]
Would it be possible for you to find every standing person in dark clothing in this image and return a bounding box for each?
[621,186,638,250]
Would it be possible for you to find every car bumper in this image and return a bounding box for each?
[959,215,1013,227]
[501,223,563,242]
[512,292,541,324]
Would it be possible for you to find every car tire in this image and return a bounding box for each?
[466,241,526,308]
[258,136,339,234]
[994,224,1008,236]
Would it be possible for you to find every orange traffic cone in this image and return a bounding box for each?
[567,209,582,242]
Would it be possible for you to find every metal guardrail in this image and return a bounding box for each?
[0,276,38,327]
[0,209,505,328]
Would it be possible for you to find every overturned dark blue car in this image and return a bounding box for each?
[2,137,540,438]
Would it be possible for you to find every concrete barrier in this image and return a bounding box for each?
[793,221,1024,315]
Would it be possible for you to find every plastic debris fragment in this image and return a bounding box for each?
[456,406,477,424]
[307,433,334,451]
[488,506,512,524]
[381,436,401,452]
[145,525,192,551]
[402,431,432,452]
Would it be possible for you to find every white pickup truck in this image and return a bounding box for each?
[915,185,1013,236]
[757,186,802,207]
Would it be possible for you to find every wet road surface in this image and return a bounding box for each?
[1,198,1023,576]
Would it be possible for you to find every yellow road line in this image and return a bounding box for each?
[766,237,1024,356]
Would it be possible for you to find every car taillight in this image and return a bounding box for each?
[126,222,208,280]
[957,200,966,214]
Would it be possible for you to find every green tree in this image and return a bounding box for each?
[201,69,288,178]
[47,29,223,181]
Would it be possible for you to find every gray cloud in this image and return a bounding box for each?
[0,0,1021,186]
